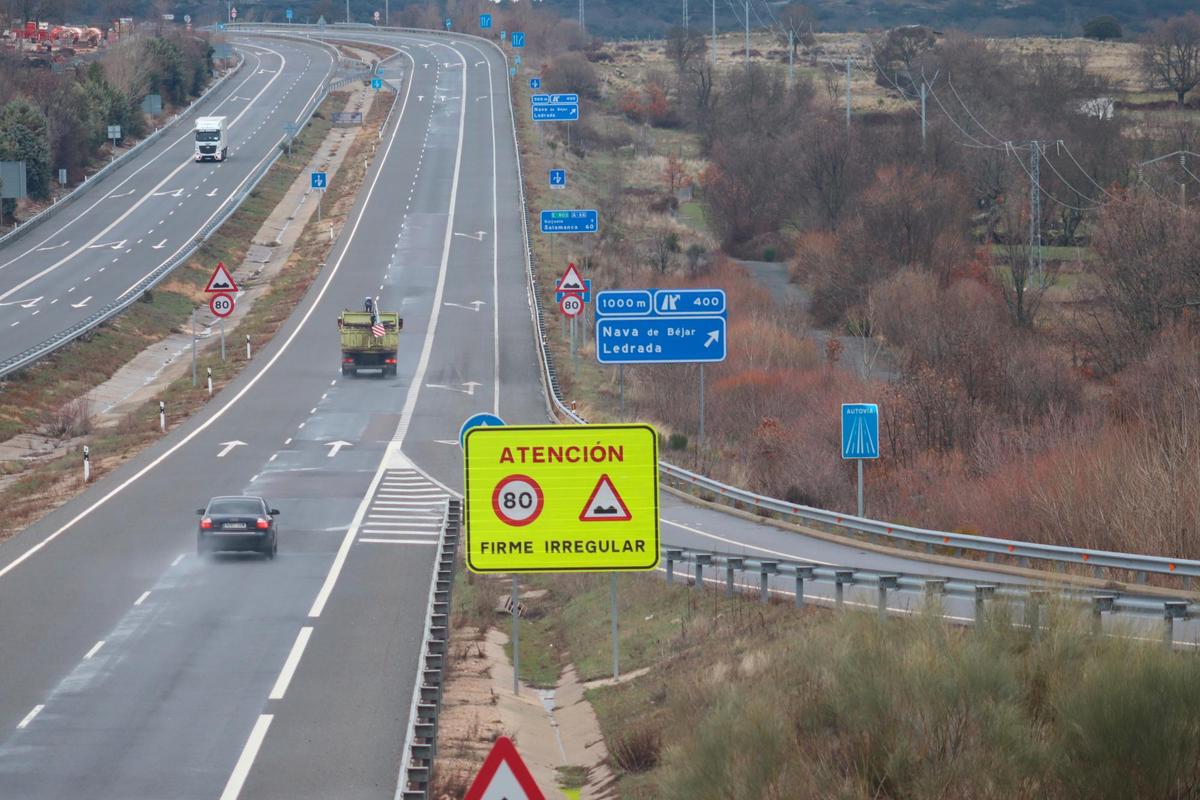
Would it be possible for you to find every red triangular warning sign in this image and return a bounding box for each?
[464,736,546,800]
[558,262,585,293]
[580,474,632,522]
[204,262,239,293]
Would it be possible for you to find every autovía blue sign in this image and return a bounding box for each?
[540,209,597,233]
[595,289,727,364]
[511,31,525,47]
[841,404,879,459]
[532,103,579,121]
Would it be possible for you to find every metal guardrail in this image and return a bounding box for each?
[661,545,1196,648]
[225,25,1200,584]
[0,38,343,381]
[0,55,245,251]
[396,499,460,800]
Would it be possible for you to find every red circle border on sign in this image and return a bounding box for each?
[209,292,235,318]
[491,474,544,527]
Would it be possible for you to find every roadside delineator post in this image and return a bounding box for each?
[82,445,90,484]
[246,335,251,360]
[159,400,166,432]
[207,367,213,396]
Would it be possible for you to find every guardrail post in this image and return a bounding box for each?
[725,557,744,598]
[1091,595,1115,637]
[877,575,899,620]
[974,585,996,623]
[693,554,712,591]
[834,570,854,609]
[665,549,682,585]
[758,562,778,604]
[924,578,947,598]
[1025,589,1049,638]
[792,566,814,608]
[1163,601,1188,650]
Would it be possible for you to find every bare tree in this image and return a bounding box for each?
[1141,14,1200,109]
[665,25,706,77]
[820,63,842,105]
[872,25,937,97]
[776,3,816,58]
[995,197,1058,327]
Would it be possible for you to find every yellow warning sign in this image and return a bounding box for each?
[464,424,660,573]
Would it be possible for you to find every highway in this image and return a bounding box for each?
[0,36,334,367]
[0,26,1190,800]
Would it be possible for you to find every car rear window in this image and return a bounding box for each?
[208,499,263,515]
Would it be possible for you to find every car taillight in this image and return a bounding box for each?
[256,518,269,529]
[385,358,397,364]
[343,357,354,363]
[200,518,213,529]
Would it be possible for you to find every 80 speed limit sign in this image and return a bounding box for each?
[559,294,583,317]
[209,292,235,318]
[491,474,544,526]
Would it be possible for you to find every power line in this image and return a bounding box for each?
[1006,141,1103,214]
[1038,146,1107,210]
[946,76,1007,146]
[1058,140,1121,201]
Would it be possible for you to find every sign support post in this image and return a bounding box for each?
[611,573,620,679]
[511,575,520,695]
[191,311,197,386]
[220,318,226,361]
[699,364,706,448]
[841,403,880,517]
[857,459,864,517]
[619,364,624,419]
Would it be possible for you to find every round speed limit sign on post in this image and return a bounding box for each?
[559,294,583,318]
[492,474,544,526]
[210,292,235,318]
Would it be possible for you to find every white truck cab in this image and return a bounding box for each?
[194,116,227,162]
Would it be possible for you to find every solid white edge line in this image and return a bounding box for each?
[359,538,440,545]
[0,46,394,584]
[16,704,44,729]
[218,713,273,800]
[83,640,105,660]
[663,519,834,567]
[305,47,418,620]
[134,590,151,606]
[268,626,313,700]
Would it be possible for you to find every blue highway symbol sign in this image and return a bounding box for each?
[549,168,565,187]
[310,171,327,190]
[479,13,492,28]
[530,77,541,89]
[511,31,525,47]
[841,404,880,460]
[371,77,382,89]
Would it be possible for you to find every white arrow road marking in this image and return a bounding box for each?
[216,440,247,458]
[21,296,42,308]
[70,296,92,309]
[152,239,168,249]
[417,94,424,101]
[206,188,219,197]
[443,300,486,312]
[86,240,126,250]
[433,439,459,446]
[453,230,487,241]
[108,190,135,199]
[0,295,42,308]
[325,440,352,458]
[34,241,69,252]
[151,188,183,198]
[704,330,721,348]
[425,381,480,396]
[475,60,485,66]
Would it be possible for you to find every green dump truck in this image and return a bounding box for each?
[338,298,402,376]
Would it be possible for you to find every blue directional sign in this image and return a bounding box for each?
[549,168,565,187]
[479,13,492,28]
[514,55,521,65]
[459,412,505,448]
[532,103,579,121]
[286,7,293,20]
[500,30,506,40]
[540,209,597,234]
[555,278,591,303]
[371,77,383,89]
[444,17,452,29]
[530,77,541,89]
[841,404,879,460]
[530,94,579,104]
[511,31,525,47]
[310,171,327,190]
[595,288,727,364]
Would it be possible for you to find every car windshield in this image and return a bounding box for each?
[208,499,263,515]
[196,130,220,142]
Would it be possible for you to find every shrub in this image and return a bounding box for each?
[610,725,661,773]
[1083,15,1122,40]
[44,398,92,439]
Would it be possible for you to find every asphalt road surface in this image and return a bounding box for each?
[0,27,1190,800]
[0,36,334,365]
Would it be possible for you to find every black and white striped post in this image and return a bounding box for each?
[245,335,251,360]
[207,367,213,396]
[82,445,90,484]
[159,401,166,432]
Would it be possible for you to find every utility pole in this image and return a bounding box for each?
[788,30,794,87]
[743,0,749,64]
[1029,140,1043,285]
[345,0,349,23]
[845,57,852,127]
[711,0,717,66]
[579,0,585,30]
[1182,152,1188,209]
[683,0,688,31]
[920,82,927,147]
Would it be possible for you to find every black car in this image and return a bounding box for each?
[197,495,279,558]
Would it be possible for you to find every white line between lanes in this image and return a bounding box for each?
[268,626,312,700]
[218,714,273,800]
[16,704,44,729]
[83,640,105,660]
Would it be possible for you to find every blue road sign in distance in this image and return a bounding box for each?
[841,404,880,460]
[286,7,293,20]
[444,17,452,29]
[511,31,525,47]
[540,209,597,234]
[371,77,382,89]
[509,67,517,77]
[515,55,521,65]
[549,93,579,103]
[596,290,653,317]
[549,168,566,187]
[310,171,327,190]
[532,103,579,122]
[459,412,505,448]
[651,288,726,315]
[479,13,492,28]
[500,30,506,40]
[218,22,226,29]
[596,316,727,364]
[531,94,550,103]
[530,77,541,89]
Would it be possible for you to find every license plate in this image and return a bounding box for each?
[223,522,247,529]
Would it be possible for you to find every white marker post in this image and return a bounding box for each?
[246,335,251,360]
[82,445,90,484]
[207,367,213,396]
[159,401,166,432]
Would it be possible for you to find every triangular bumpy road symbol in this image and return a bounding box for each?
[579,474,632,522]
[464,736,546,800]
[558,262,585,293]
[204,262,239,293]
